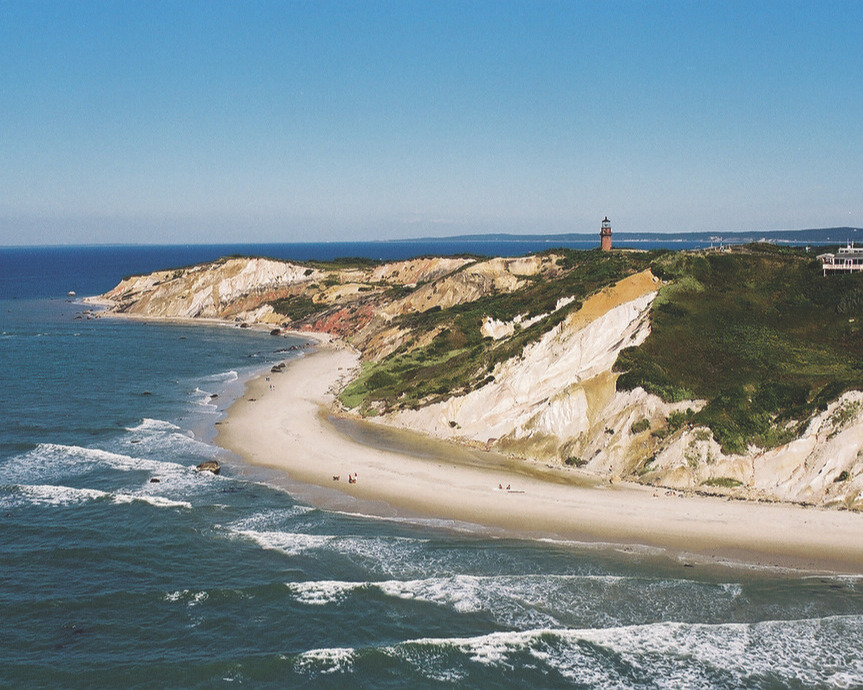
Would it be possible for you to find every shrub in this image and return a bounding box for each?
[270,296,320,321]
[667,410,692,433]
[701,477,743,488]
[630,418,651,434]
[366,370,397,389]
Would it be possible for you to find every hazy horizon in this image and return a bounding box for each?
[3,1,861,245]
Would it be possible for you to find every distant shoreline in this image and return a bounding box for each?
[216,336,863,575]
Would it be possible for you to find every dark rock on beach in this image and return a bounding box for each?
[195,460,221,475]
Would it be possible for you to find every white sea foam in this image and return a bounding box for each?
[125,418,182,433]
[329,508,498,536]
[287,576,494,612]
[14,484,110,506]
[230,529,333,556]
[281,572,763,631]
[382,575,523,615]
[4,483,191,510]
[284,573,622,627]
[202,370,239,383]
[292,647,355,675]
[113,493,192,509]
[224,510,429,567]
[720,582,744,599]
[0,433,224,506]
[286,580,360,606]
[163,589,209,605]
[535,535,667,558]
[227,506,316,532]
[117,426,216,459]
[228,526,423,563]
[190,591,209,606]
[384,615,863,687]
[1,443,183,482]
[192,387,219,411]
[1,443,224,505]
[233,522,671,605]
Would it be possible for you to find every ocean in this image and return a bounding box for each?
[2,242,863,688]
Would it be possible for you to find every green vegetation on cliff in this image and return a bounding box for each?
[614,245,863,454]
[270,295,320,321]
[340,250,654,413]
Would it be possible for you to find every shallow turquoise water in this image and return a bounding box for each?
[2,246,863,688]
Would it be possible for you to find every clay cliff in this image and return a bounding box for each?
[92,249,863,510]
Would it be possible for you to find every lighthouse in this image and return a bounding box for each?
[600,217,612,251]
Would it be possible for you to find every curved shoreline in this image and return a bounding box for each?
[216,337,863,574]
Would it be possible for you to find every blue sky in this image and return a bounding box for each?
[1,0,861,245]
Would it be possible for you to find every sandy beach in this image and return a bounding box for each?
[217,337,863,574]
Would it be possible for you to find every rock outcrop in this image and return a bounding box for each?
[195,460,221,475]
[640,392,863,509]
[102,257,318,323]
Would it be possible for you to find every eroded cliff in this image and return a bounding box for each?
[93,247,863,509]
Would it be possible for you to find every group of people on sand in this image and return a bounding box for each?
[348,473,357,484]
[652,489,683,498]
[497,483,511,491]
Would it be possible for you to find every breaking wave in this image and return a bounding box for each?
[2,483,191,510]
[289,615,863,687]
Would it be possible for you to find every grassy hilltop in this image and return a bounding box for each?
[615,245,863,454]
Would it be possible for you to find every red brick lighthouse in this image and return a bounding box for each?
[600,217,612,251]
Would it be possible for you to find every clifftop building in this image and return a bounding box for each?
[600,217,612,251]
[818,243,863,275]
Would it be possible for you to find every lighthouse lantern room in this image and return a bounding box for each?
[600,217,612,251]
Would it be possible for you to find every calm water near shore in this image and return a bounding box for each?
[2,243,863,688]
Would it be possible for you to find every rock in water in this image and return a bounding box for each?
[195,460,221,475]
